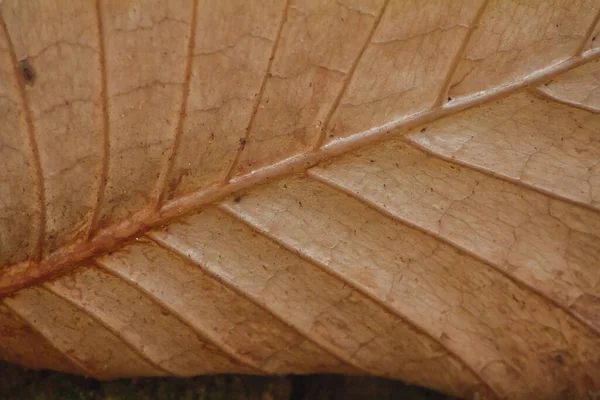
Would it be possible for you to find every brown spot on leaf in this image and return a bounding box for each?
[554,354,564,364]
[18,59,35,85]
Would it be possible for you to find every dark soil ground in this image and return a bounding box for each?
[0,361,457,400]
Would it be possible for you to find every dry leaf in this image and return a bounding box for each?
[1,1,600,399]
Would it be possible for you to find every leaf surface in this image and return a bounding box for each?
[1,1,600,399]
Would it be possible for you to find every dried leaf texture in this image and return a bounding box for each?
[1,1,600,399]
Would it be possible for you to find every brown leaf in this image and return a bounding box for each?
[1,1,599,399]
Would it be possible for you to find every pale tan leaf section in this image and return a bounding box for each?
[0,304,81,375]
[448,0,600,99]
[1,2,600,396]
[45,266,254,376]
[407,92,600,209]
[233,0,385,176]
[0,21,38,265]
[324,0,485,143]
[2,287,162,379]
[537,59,600,112]
[1,0,103,255]
[223,177,600,399]
[150,208,481,398]
[165,0,286,199]
[586,19,600,52]
[97,239,352,374]
[310,140,600,333]
[97,0,193,228]
[581,14,600,53]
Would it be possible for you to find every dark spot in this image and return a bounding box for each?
[420,127,427,133]
[447,96,452,102]
[239,138,247,148]
[369,159,375,163]
[554,354,564,364]
[18,59,35,85]
[168,176,182,195]
[234,196,241,203]
[593,36,597,42]
[560,389,575,399]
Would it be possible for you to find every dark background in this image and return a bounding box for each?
[0,360,457,400]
